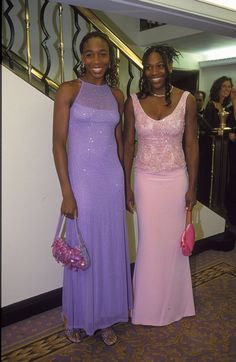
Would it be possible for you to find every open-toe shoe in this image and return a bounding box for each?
[65,328,87,343]
[101,327,118,346]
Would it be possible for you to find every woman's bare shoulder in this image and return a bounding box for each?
[58,79,81,93]
[173,86,194,102]
[111,87,125,114]
[56,79,82,104]
[172,86,185,96]
[111,87,124,102]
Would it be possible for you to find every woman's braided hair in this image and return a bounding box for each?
[78,31,119,87]
[139,44,181,105]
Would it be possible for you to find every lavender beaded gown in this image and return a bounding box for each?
[62,80,132,336]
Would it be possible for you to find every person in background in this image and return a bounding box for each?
[195,90,212,135]
[195,90,206,116]
[204,76,233,128]
[225,87,236,225]
[195,90,212,205]
[53,31,132,345]
[124,44,198,327]
[204,76,236,223]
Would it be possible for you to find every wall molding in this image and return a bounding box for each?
[199,57,236,68]
[1,288,62,327]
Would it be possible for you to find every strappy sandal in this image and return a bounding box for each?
[65,328,87,343]
[62,313,87,343]
[101,327,118,346]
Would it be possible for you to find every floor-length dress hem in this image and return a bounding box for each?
[66,318,130,337]
[131,313,196,327]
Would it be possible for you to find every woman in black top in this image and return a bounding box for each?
[226,88,236,225]
[204,76,236,224]
[204,76,233,128]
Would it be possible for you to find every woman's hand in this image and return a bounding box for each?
[230,87,236,120]
[230,87,236,102]
[185,189,197,211]
[126,188,135,213]
[61,192,78,219]
[229,132,236,142]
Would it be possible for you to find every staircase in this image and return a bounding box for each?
[2,0,143,99]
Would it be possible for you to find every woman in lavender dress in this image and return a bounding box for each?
[53,31,132,345]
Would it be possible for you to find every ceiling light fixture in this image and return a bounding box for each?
[202,45,236,61]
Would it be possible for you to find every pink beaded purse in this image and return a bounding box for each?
[181,209,195,256]
[52,215,90,271]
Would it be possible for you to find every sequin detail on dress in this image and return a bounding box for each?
[132,92,189,173]
[63,80,133,336]
[131,90,195,326]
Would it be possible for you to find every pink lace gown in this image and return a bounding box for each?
[131,92,195,326]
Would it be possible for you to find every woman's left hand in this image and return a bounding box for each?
[229,132,236,142]
[185,189,197,211]
[230,87,236,102]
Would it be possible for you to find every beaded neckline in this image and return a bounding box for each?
[134,91,187,122]
[151,85,173,98]
[80,78,107,87]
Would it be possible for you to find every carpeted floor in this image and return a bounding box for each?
[2,247,236,362]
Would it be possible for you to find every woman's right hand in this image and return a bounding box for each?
[229,132,236,142]
[230,87,236,102]
[61,192,78,219]
[126,188,135,213]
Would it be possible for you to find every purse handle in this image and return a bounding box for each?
[55,214,85,247]
[185,209,192,226]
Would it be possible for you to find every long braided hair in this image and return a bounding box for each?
[77,31,119,88]
[139,44,181,106]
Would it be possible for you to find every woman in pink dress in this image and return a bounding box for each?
[124,45,199,326]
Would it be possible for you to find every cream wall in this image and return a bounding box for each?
[2,67,63,307]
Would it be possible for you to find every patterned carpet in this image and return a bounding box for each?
[2,247,236,362]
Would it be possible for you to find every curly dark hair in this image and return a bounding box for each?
[209,76,233,107]
[77,31,119,88]
[139,44,181,105]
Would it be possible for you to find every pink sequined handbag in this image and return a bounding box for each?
[181,209,195,256]
[52,215,90,271]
